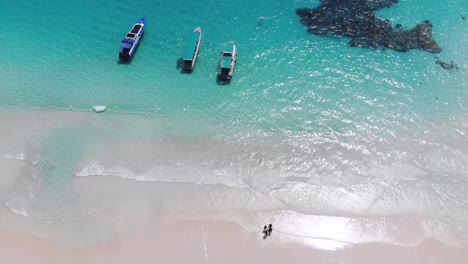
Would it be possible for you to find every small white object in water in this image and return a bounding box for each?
[92,105,107,113]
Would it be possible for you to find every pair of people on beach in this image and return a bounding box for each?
[262,224,272,239]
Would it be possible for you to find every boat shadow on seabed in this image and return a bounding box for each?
[176,58,194,74]
[216,77,232,85]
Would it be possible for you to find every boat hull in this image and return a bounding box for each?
[119,32,143,61]
[182,27,202,70]
[217,41,237,81]
[119,17,146,61]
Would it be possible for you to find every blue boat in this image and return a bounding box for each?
[119,17,146,61]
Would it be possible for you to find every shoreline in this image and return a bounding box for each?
[1,109,468,262]
[1,219,467,264]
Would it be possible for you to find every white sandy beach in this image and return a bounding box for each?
[1,109,468,263]
[1,157,467,263]
[1,219,468,264]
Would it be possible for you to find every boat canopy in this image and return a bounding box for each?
[120,38,134,49]
[182,32,200,60]
[131,25,142,34]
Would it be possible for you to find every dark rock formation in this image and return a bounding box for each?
[436,60,458,70]
[296,0,442,53]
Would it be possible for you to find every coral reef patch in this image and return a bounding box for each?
[296,0,442,53]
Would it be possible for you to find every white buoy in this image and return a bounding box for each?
[92,105,107,113]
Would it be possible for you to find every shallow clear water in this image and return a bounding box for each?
[0,0,467,247]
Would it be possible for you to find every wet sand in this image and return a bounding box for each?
[1,219,468,264]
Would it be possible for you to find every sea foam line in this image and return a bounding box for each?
[75,161,248,188]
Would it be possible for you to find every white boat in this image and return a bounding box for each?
[182,27,202,70]
[92,105,107,113]
[217,41,237,80]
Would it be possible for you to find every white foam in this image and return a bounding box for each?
[0,152,26,161]
[4,201,30,217]
[76,161,248,188]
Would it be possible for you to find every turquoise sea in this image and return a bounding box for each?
[0,0,468,248]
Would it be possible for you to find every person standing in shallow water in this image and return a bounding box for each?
[257,15,269,27]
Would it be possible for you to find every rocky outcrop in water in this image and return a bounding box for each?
[296,0,442,53]
[436,60,458,70]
